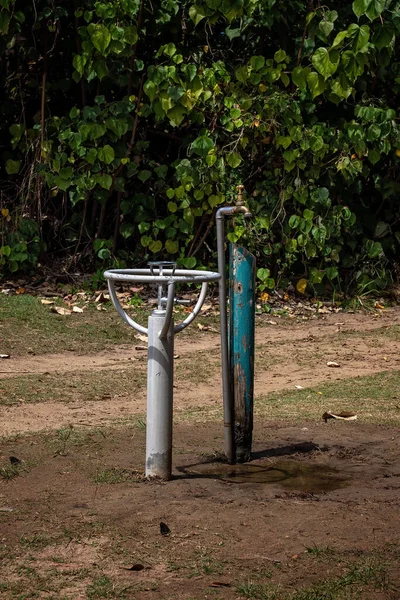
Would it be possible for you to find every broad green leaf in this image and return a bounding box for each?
[5,159,20,175]
[144,80,157,101]
[73,54,87,76]
[93,59,109,80]
[291,66,308,89]
[225,27,241,40]
[312,47,339,78]
[167,201,177,213]
[289,215,300,228]
[120,222,135,239]
[9,123,24,145]
[167,105,186,127]
[124,25,138,45]
[280,72,290,87]
[189,4,207,26]
[138,222,150,233]
[106,118,129,138]
[181,64,197,82]
[191,135,214,158]
[206,153,217,166]
[250,55,265,70]
[165,239,179,253]
[138,170,151,182]
[0,9,10,34]
[235,66,250,84]
[307,72,326,98]
[98,145,115,164]
[149,240,163,253]
[309,268,325,284]
[303,208,314,220]
[257,267,271,281]
[95,174,112,190]
[90,24,111,54]
[274,49,286,63]
[353,0,368,18]
[86,148,98,165]
[163,42,176,57]
[332,30,347,48]
[180,257,196,269]
[351,24,370,52]
[372,23,394,50]
[140,235,152,248]
[326,267,339,280]
[276,136,292,149]
[367,240,383,257]
[319,20,334,39]
[366,0,385,21]
[374,221,390,238]
[368,148,381,164]
[226,152,242,168]
[342,51,365,80]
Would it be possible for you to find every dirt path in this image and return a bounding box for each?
[1,309,400,436]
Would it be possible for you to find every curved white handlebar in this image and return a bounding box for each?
[104,268,221,337]
[104,268,221,283]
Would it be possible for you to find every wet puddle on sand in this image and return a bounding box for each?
[178,460,350,493]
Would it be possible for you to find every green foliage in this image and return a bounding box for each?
[1,211,41,274]
[1,0,400,293]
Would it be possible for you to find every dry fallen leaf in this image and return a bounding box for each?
[327,361,340,368]
[266,320,277,325]
[0,354,10,359]
[95,292,109,303]
[72,306,84,313]
[135,334,148,343]
[296,278,308,294]
[295,385,304,390]
[52,307,72,316]
[40,299,54,305]
[96,305,106,311]
[15,287,25,295]
[322,411,357,422]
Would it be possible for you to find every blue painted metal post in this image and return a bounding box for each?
[229,244,256,463]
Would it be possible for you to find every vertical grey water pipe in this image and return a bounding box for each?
[216,188,252,464]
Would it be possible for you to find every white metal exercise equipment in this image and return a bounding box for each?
[104,262,221,480]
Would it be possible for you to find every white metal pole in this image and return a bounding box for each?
[145,309,174,479]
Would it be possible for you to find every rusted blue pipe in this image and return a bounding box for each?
[229,244,256,463]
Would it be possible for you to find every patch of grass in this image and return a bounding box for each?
[0,294,147,356]
[237,550,396,600]
[0,366,146,406]
[20,533,53,550]
[0,461,22,480]
[305,545,335,557]
[188,550,224,578]
[93,467,143,484]
[236,582,281,600]
[290,557,392,600]
[86,575,137,598]
[256,369,400,425]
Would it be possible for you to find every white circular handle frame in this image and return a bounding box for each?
[104,268,221,336]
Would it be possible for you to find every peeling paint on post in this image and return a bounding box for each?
[229,244,256,463]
